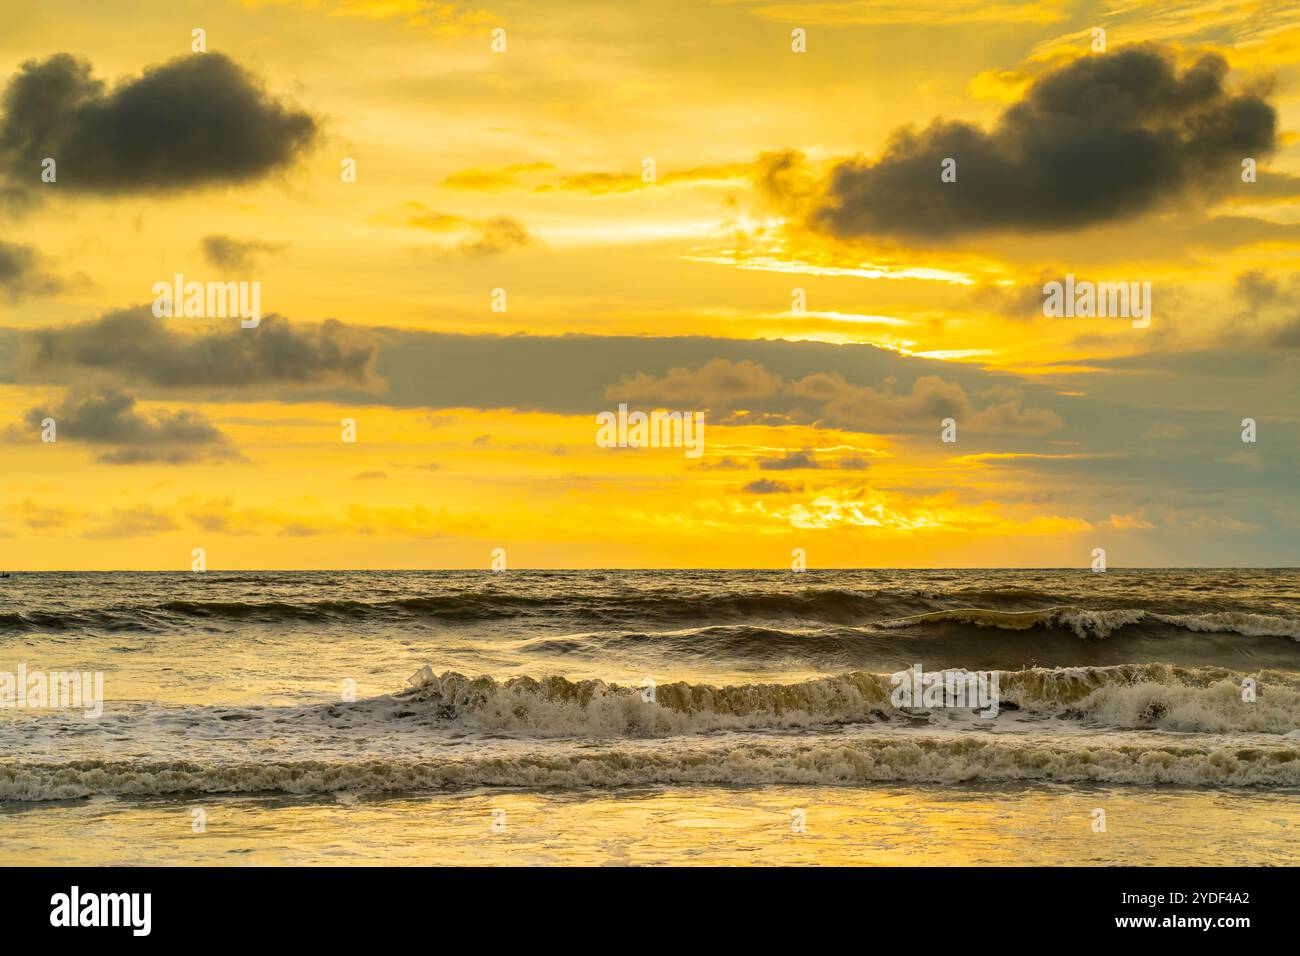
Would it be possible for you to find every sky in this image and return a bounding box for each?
[1,0,1298,569]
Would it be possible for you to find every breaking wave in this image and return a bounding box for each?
[4,732,1298,801]
[381,664,1300,737]
[2,665,1296,801]
[0,589,896,633]
[879,606,1300,641]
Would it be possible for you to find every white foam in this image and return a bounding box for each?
[3,729,1297,800]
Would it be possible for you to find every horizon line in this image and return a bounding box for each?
[3,566,1298,573]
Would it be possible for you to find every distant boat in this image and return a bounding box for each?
[0,572,9,578]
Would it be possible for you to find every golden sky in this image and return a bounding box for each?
[1,0,1298,568]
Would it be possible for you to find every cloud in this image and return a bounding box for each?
[11,499,75,530]
[693,456,748,470]
[443,162,555,191]
[751,149,821,214]
[1107,513,1156,530]
[201,235,289,270]
[21,308,376,388]
[323,332,1072,439]
[814,46,1277,238]
[6,321,1081,440]
[0,240,63,299]
[759,451,821,470]
[384,203,535,256]
[751,0,1066,26]
[1225,269,1300,348]
[17,384,241,464]
[787,373,1063,434]
[457,216,533,257]
[8,324,1074,439]
[609,357,1058,435]
[1234,270,1281,311]
[248,0,495,36]
[610,359,784,406]
[0,53,317,197]
[438,160,754,197]
[541,162,750,195]
[742,479,800,494]
[184,495,472,537]
[1263,318,1300,348]
[87,506,178,538]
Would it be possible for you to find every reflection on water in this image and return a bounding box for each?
[3,784,1297,866]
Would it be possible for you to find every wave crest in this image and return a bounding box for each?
[879,606,1300,640]
[386,664,1299,736]
[5,731,1298,801]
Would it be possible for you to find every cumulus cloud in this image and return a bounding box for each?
[21,308,376,388]
[815,46,1276,238]
[610,359,784,406]
[609,357,1059,435]
[786,373,1063,434]
[0,52,317,197]
[17,384,241,464]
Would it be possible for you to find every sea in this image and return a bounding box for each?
[1,569,1297,865]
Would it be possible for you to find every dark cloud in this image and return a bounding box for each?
[201,234,289,270]
[6,321,1068,435]
[21,307,376,388]
[759,451,820,470]
[1226,270,1300,347]
[786,373,1062,434]
[741,479,798,494]
[0,52,317,197]
[815,46,1276,238]
[365,332,1069,437]
[610,358,783,406]
[0,240,64,299]
[1234,270,1281,311]
[1264,317,1300,348]
[18,384,240,464]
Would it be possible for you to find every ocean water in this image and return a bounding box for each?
[1,569,1298,865]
